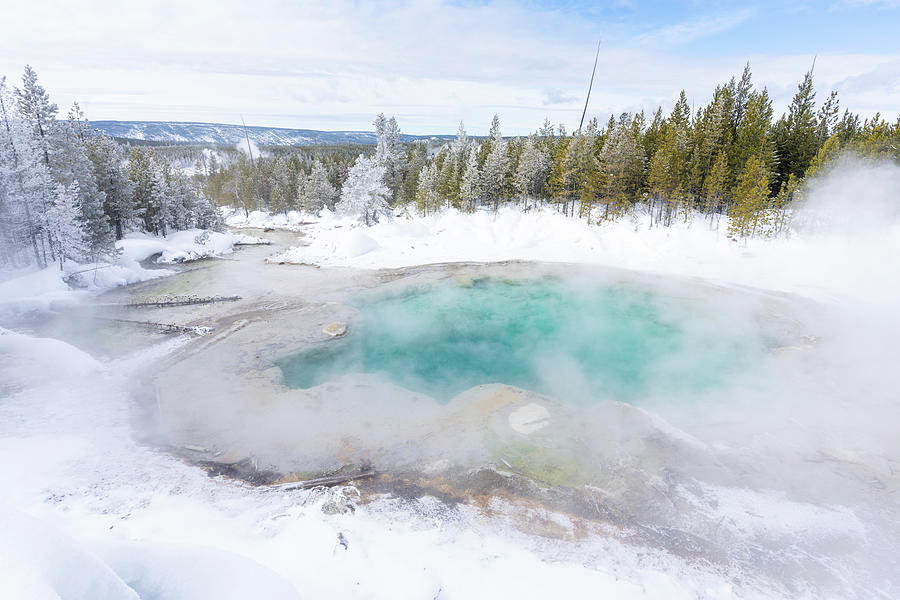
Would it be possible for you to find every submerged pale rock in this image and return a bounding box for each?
[322,322,348,337]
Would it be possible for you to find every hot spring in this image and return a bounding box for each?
[278,275,772,404]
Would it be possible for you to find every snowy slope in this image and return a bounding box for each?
[91,121,455,146]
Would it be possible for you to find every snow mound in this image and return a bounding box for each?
[0,265,80,313]
[345,230,380,257]
[98,543,300,600]
[223,208,307,230]
[0,328,101,386]
[0,505,138,600]
[118,229,247,264]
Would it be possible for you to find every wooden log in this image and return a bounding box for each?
[96,317,213,335]
[267,470,375,491]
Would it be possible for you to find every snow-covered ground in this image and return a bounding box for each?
[1,159,898,599]
[235,160,900,306]
[0,229,262,314]
[0,328,746,600]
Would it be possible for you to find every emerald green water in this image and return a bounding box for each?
[278,277,763,403]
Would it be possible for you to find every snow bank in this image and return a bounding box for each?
[0,505,138,600]
[223,207,309,230]
[0,229,261,316]
[97,543,300,600]
[119,229,263,264]
[0,264,82,313]
[0,328,101,386]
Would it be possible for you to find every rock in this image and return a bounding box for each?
[508,402,551,434]
[322,322,348,337]
[451,274,474,287]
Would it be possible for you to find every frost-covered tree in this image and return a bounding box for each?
[415,162,439,215]
[56,108,113,260]
[436,150,459,209]
[597,113,645,221]
[299,159,337,214]
[45,182,88,269]
[14,65,57,168]
[373,114,407,203]
[337,154,392,226]
[452,121,469,154]
[459,148,480,212]
[85,133,134,240]
[268,157,294,214]
[515,134,549,201]
[481,115,509,209]
[0,76,54,267]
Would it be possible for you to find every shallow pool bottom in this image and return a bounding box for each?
[278,276,766,403]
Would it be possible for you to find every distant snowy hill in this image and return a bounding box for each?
[91,120,454,146]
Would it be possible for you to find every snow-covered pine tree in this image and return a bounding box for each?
[337,154,391,226]
[56,106,113,261]
[0,76,54,267]
[45,182,89,270]
[299,159,337,215]
[166,170,195,231]
[148,165,171,237]
[373,114,407,203]
[415,162,439,215]
[515,134,549,203]
[14,65,57,169]
[85,133,134,240]
[481,115,509,210]
[452,121,469,154]
[459,147,481,212]
[435,150,459,209]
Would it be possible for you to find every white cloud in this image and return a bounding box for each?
[0,0,896,135]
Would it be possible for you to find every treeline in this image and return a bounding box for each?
[200,143,372,217]
[0,66,221,271]
[201,64,899,239]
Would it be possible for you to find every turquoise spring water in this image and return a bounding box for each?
[278,277,764,403]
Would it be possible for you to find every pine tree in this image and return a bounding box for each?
[56,108,113,260]
[14,65,57,168]
[436,150,460,209]
[728,154,771,238]
[773,70,819,193]
[45,182,89,269]
[702,151,729,226]
[597,113,645,221]
[401,143,427,207]
[415,162,439,215]
[0,76,52,267]
[732,89,774,179]
[514,134,550,202]
[452,121,469,154]
[373,114,407,203]
[459,147,481,212]
[299,160,337,214]
[86,133,134,240]
[816,91,840,144]
[337,154,391,226]
[481,115,509,210]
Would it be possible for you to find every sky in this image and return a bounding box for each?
[1,0,899,135]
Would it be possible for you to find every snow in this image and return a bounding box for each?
[1,161,897,599]
[0,229,260,315]
[224,208,308,230]
[263,202,899,305]
[118,229,261,265]
[0,332,747,600]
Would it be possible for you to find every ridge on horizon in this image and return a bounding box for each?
[91,119,457,146]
